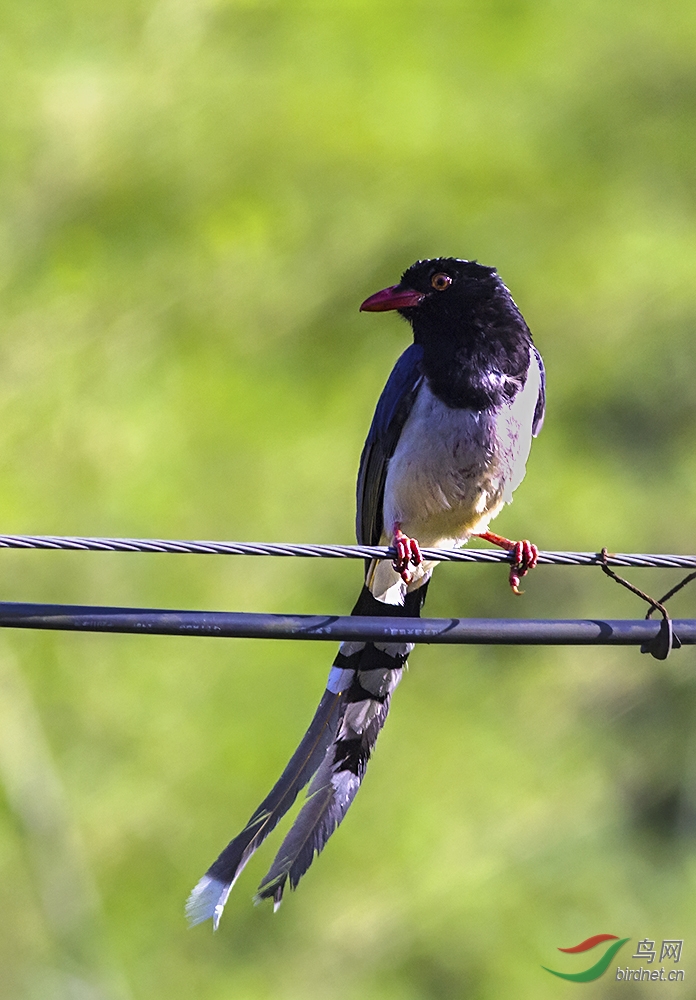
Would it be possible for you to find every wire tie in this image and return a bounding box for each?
[598,548,680,660]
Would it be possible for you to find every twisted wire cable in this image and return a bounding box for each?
[0,534,693,568]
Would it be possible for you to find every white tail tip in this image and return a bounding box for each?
[185,875,232,930]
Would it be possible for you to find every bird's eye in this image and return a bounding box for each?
[431,273,452,291]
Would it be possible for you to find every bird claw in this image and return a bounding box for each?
[392,526,422,584]
[508,539,538,594]
[475,531,538,594]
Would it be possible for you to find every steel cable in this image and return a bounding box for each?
[0,533,693,568]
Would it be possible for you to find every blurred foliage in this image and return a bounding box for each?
[0,0,695,997]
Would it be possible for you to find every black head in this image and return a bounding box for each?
[360,257,534,409]
[360,257,500,321]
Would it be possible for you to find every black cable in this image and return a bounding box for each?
[0,601,693,646]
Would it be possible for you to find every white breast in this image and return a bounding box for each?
[382,350,541,549]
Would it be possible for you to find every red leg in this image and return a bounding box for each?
[475,531,538,595]
[392,524,422,584]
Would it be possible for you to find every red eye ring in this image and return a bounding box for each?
[431,272,452,291]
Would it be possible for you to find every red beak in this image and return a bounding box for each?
[359,284,426,312]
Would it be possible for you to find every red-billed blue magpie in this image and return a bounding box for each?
[186,258,545,927]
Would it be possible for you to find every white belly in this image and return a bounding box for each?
[368,351,541,604]
[383,371,538,548]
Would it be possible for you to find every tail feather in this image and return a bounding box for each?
[187,580,430,927]
[255,668,397,908]
[186,686,345,927]
[254,582,429,909]
[254,755,356,909]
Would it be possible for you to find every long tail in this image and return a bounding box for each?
[186,580,429,926]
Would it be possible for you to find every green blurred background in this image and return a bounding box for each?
[1,1,696,997]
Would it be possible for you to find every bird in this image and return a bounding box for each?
[186,257,545,928]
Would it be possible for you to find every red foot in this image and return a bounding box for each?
[392,525,422,584]
[476,531,538,595]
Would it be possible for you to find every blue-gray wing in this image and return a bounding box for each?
[531,346,546,438]
[356,343,424,547]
